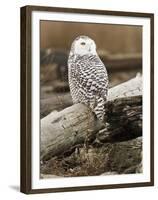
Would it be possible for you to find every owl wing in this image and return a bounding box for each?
[75,55,109,102]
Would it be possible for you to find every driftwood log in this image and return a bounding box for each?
[41,75,142,161]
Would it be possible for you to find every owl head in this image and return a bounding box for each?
[70,35,97,56]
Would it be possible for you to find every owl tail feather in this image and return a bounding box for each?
[94,97,105,122]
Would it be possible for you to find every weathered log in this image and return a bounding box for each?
[41,75,142,161]
[96,95,142,143]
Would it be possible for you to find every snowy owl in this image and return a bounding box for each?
[68,35,109,121]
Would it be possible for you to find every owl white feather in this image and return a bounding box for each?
[68,36,108,121]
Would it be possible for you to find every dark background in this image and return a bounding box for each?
[40,21,142,53]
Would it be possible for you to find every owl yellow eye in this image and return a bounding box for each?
[80,42,86,45]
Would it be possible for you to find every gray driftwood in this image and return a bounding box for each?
[41,75,142,161]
